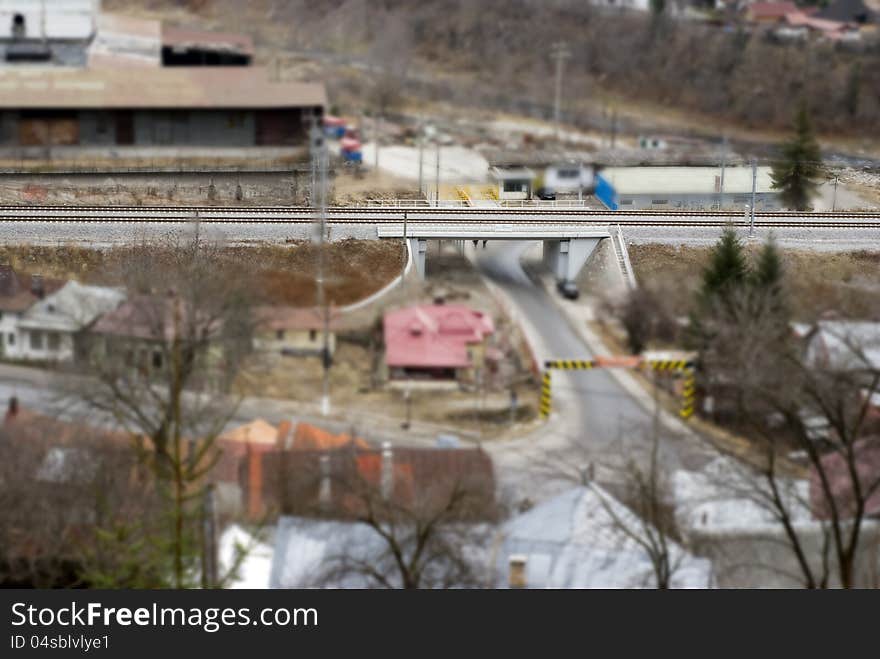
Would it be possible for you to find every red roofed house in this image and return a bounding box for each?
[383,303,495,382]
[258,440,496,521]
[811,438,880,520]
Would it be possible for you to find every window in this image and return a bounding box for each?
[152,351,163,370]
[8,333,14,345]
[309,329,317,342]
[30,331,43,350]
[651,199,668,205]
[11,14,25,39]
[557,169,579,179]
[96,113,109,135]
[47,332,60,351]
[276,329,285,340]
[503,180,526,193]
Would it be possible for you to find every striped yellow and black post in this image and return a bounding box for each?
[679,368,696,420]
[647,359,690,372]
[544,359,595,371]
[540,371,553,419]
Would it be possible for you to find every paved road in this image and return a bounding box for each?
[475,241,711,490]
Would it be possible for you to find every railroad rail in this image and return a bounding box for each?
[1,204,880,220]
[0,207,879,230]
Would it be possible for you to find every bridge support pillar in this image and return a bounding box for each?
[408,238,428,279]
[544,237,601,282]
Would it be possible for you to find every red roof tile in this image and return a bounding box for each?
[383,304,494,369]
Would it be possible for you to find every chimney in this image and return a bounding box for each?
[380,441,393,500]
[4,396,19,424]
[30,274,44,299]
[508,555,527,589]
[246,443,264,519]
[318,454,331,509]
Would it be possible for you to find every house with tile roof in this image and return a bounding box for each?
[383,303,495,383]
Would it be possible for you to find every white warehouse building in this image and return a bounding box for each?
[597,166,781,211]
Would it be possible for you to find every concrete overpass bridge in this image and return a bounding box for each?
[377,224,613,283]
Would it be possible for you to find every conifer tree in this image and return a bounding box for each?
[771,105,822,211]
[699,225,748,304]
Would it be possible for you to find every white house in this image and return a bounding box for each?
[0,266,63,359]
[13,280,124,362]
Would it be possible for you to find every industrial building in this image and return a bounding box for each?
[0,1,325,155]
[595,166,781,211]
[0,67,324,149]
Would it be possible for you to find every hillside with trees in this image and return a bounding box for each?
[115,0,880,135]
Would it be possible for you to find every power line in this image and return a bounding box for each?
[550,41,572,141]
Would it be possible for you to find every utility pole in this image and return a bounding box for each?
[550,41,571,141]
[719,135,727,208]
[311,120,331,416]
[832,175,839,212]
[435,141,441,206]
[749,158,757,237]
[374,114,381,172]
[610,108,618,150]
[400,210,408,291]
[417,124,424,199]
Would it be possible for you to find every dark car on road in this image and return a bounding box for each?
[535,187,556,200]
[557,280,579,300]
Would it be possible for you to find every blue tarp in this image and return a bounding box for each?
[594,173,618,211]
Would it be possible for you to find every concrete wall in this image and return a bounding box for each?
[616,192,781,211]
[0,170,313,206]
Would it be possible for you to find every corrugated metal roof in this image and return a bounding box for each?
[600,166,776,195]
[0,66,326,109]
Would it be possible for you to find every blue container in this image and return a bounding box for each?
[342,150,362,163]
[594,173,618,211]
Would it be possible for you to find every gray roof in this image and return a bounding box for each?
[495,486,712,588]
[18,281,125,333]
[271,515,490,589]
[807,320,880,370]
[270,517,386,588]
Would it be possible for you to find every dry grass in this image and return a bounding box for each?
[629,244,880,321]
[0,240,405,307]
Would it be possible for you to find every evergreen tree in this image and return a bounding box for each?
[771,105,822,211]
[688,226,748,349]
[751,235,783,292]
[699,225,748,304]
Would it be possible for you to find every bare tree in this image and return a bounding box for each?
[699,287,880,588]
[271,446,497,589]
[0,415,158,587]
[67,226,261,588]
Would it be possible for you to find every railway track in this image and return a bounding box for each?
[0,207,878,230]
[1,204,879,220]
